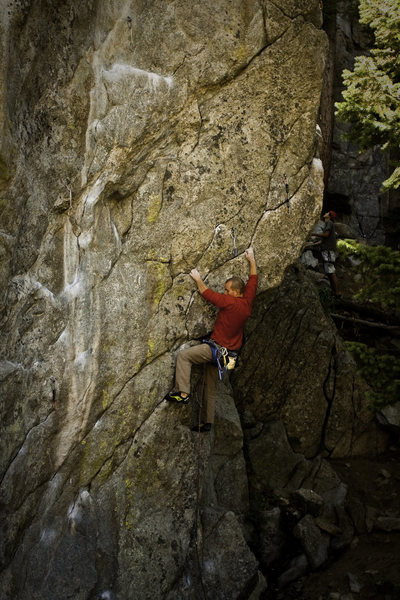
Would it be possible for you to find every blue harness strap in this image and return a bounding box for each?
[202,339,237,380]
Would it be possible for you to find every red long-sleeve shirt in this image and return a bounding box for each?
[201,274,258,350]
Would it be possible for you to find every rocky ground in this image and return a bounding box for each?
[279,448,400,600]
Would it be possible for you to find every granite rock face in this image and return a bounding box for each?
[0,1,333,598]
[232,265,387,459]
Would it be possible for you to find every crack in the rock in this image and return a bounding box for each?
[282,456,310,491]
[44,350,174,491]
[104,345,176,419]
[211,447,246,495]
[243,419,269,443]
[101,391,181,479]
[3,499,37,584]
[219,28,286,89]
[155,221,251,322]
[260,0,268,39]
[77,377,93,410]
[199,227,231,274]
[184,292,196,335]
[296,455,323,491]
[65,381,175,495]
[191,22,298,115]
[95,247,124,289]
[172,55,187,77]
[268,1,303,23]
[188,100,204,157]
[160,163,172,212]
[273,306,311,412]
[233,295,280,397]
[265,169,308,214]
[268,1,322,35]
[286,113,310,142]
[261,160,276,212]
[319,345,338,457]
[0,410,55,505]
[256,297,309,409]
[83,433,132,490]
[202,509,231,542]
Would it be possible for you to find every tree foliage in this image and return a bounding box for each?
[335,0,400,190]
[338,239,400,309]
[345,341,400,410]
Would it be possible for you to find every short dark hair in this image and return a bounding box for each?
[226,276,245,294]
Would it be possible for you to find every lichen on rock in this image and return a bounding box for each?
[0,1,340,598]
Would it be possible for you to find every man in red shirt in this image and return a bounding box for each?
[164,248,258,432]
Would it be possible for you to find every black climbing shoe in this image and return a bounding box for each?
[191,422,212,433]
[164,391,190,404]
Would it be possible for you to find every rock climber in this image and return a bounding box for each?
[312,210,340,298]
[164,247,258,433]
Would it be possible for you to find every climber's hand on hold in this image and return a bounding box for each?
[245,247,257,275]
[190,269,208,293]
[190,269,201,282]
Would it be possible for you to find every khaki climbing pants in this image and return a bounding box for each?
[175,343,219,424]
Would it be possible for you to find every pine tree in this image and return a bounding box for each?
[335,0,400,190]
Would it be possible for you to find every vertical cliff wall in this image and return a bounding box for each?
[0,1,328,598]
[320,0,393,245]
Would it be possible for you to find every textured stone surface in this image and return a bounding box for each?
[0,1,365,598]
[291,488,324,517]
[374,516,400,532]
[232,265,387,458]
[277,554,308,588]
[257,507,286,568]
[293,514,330,569]
[376,401,400,434]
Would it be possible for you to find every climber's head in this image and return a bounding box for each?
[323,210,336,221]
[225,276,245,297]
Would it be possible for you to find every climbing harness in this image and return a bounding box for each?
[231,227,238,257]
[202,339,238,380]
